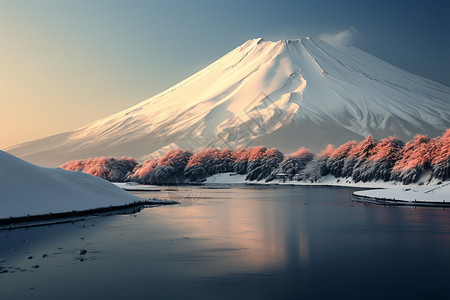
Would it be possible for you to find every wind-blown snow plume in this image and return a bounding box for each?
[60,157,137,182]
[319,27,357,46]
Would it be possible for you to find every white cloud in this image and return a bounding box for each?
[319,27,357,46]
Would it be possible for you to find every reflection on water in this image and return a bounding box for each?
[0,186,449,299]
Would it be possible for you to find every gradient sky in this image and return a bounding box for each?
[1,0,449,149]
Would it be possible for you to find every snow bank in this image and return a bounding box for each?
[202,173,449,205]
[353,183,450,205]
[204,173,247,184]
[112,182,161,191]
[196,172,447,189]
[0,151,171,220]
[202,173,397,188]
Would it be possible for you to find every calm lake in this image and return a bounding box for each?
[1,186,449,299]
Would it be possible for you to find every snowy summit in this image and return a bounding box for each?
[7,37,450,166]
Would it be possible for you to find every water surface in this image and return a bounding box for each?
[1,186,449,299]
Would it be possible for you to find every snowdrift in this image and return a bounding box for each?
[0,150,164,221]
[353,184,450,206]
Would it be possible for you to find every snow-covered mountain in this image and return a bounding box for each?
[7,37,450,166]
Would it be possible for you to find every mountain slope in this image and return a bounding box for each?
[7,38,450,166]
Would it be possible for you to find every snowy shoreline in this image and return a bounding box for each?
[352,183,450,207]
[113,173,450,206]
[112,182,161,191]
[0,199,178,229]
[203,172,435,188]
[351,194,449,207]
[202,173,450,206]
[0,150,178,227]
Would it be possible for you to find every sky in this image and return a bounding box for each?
[1,0,449,149]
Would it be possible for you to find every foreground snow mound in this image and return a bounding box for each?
[0,150,146,219]
[8,37,449,166]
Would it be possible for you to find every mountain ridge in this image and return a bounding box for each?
[7,37,450,166]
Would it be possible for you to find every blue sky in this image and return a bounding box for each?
[1,0,449,148]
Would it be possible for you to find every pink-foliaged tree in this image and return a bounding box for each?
[319,144,335,159]
[59,129,449,185]
[60,157,138,182]
[232,147,263,174]
[352,136,404,182]
[431,129,450,181]
[326,141,357,178]
[246,147,284,181]
[130,160,158,182]
[243,146,268,176]
[340,136,378,178]
[391,135,435,184]
[295,145,336,182]
[184,148,234,181]
[129,150,192,184]
[266,147,314,182]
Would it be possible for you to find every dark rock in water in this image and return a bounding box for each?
[27,256,33,260]
[42,254,48,258]
[31,265,40,269]
[79,249,87,255]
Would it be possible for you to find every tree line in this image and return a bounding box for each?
[60,129,450,185]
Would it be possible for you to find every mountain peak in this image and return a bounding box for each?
[248,37,318,46]
[8,37,450,166]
